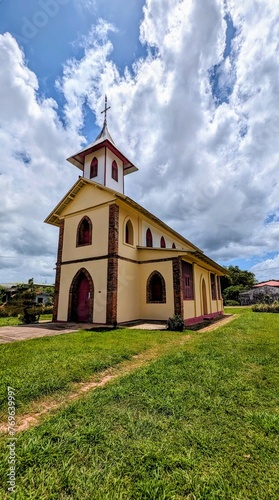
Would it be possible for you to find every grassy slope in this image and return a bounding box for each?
[0,309,278,499]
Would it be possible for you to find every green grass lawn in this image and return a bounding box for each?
[0,328,184,419]
[0,316,20,327]
[0,314,52,327]
[0,308,278,499]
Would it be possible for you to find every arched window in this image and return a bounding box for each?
[112,160,118,182]
[172,242,176,249]
[146,228,153,247]
[211,273,217,300]
[90,157,98,178]
[146,271,166,303]
[125,219,134,245]
[217,276,222,300]
[77,216,92,246]
[160,236,166,248]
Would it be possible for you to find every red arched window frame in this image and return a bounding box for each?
[217,276,222,300]
[112,160,118,182]
[125,219,134,245]
[211,273,217,300]
[76,216,93,246]
[160,236,166,248]
[146,228,153,247]
[146,271,166,303]
[90,157,98,178]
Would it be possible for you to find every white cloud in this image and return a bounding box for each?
[1,0,279,283]
[250,252,279,282]
[0,33,80,283]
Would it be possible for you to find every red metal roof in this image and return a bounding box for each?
[254,280,279,288]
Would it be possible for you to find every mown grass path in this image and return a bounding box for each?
[0,316,236,434]
[0,332,193,434]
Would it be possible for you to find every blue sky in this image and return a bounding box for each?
[0,0,279,284]
[0,0,146,136]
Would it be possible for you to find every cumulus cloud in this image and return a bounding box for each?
[0,33,79,283]
[1,0,279,283]
[59,0,279,272]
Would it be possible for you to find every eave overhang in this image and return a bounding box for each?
[136,247,226,274]
[67,139,138,176]
[44,177,89,227]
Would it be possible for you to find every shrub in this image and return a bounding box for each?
[224,300,240,306]
[167,314,184,332]
[0,308,9,318]
[42,305,53,315]
[252,302,279,313]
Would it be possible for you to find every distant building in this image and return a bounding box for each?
[0,283,20,303]
[0,283,54,305]
[239,280,279,305]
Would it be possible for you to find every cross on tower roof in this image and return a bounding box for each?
[101,95,111,124]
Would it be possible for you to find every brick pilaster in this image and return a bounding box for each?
[172,257,184,317]
[52,219,64,321]
[106,204,119,324]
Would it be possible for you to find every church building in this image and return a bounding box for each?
[45,100,225,326]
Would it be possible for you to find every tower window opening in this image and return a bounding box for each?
[90,157,98,178]
[112,160,118,182]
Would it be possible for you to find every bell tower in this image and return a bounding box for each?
[66,96,138,194]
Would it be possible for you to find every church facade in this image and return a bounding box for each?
[45,107,225,325]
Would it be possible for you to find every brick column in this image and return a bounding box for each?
[106,204,119,324]
[52,219,64,321]
[172,257,184,317]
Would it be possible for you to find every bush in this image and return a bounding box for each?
[42,305,53,315]
[167,314,185,332]
[0,308,9,318]
[224,300,240,306]
[0,306,18,317]
[252,302,279,313]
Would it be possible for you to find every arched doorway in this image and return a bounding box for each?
[68,269,94,322]
[201,278,208,316]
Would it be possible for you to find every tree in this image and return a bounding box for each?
[221,266,256,305]
[0,286,6,305]
[5,279,42,323]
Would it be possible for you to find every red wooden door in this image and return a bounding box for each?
[76,276,90,322]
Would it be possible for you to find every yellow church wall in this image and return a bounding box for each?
[117,260,140,323]
[193,266,210,317]
[139,261,174,320]
[61,183,115,216]
[141,219,192,250]
[183,300,196,320]
[118,205,140,260]
[57,260,108,324]
[192,266,223,317]
[62,205,109,262]
[137,248,183,261]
